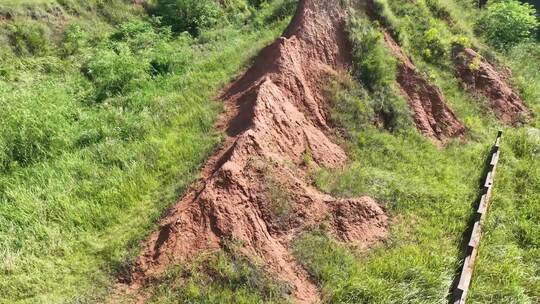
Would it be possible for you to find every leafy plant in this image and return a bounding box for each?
[477,0,539,50]
[155,0,222,35]
[81,44,150,102]
[6,21,51,56]
[61,24,89,56]
[347,15,397,91]
[421,26,447,62]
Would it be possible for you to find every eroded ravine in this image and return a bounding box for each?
[453,46,531,125]
[383,32,466,141]
[123,1,388,303]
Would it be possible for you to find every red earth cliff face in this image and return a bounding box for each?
[383,32,466,141]
[125,1,388,303]
[453,47,531,125]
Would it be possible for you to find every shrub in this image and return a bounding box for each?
[477,0,539,50]
[155,0,221,35]
[421,26,447,62]
[6,21,51,56]
[220,0,256,24]
[111,19,172,52]
[425,0,452,22]
[81,44,150,102]
[347,16,397,91]
[62,24,89,56]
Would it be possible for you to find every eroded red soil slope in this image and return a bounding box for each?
[453,46,531,124]
[125,1,388,302]
[384,32,465,141]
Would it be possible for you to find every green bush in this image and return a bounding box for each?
[477,0,539,50]
[347,16,397,91]
[81,44,150,102]
[155,0,221,35]
[421,26,447,61]
[6,21,51,56]
[61,24,89,56]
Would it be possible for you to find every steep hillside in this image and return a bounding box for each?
[0,0,298,303]
[1,0,539,303]
[123,1,388,302]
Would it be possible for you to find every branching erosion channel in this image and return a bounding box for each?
[452,131,503,304]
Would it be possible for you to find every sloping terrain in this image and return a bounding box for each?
[453,46,532,124]
[126,1,388,302]
[383,32,465,141]
[0,1,300,303]
[1,0,539,303]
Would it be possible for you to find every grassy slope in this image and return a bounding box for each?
[293,0,540,303]
[0,1,294,303]
[1,0,538,303]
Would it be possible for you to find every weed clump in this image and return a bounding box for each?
[476,0,539,50]
[155,0,221,35]
[347,15,396,91]
[147,251,292,303]
[342,14,410,133]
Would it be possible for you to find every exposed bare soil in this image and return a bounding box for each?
[121,1,388,303]
[453,46,531,125]
[383,32,466,141]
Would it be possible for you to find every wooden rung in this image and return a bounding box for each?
[469,221,481,248]
[484,172,493,188]
[490,151,499,166]
[458,256,473,291]
[477,195,488,214]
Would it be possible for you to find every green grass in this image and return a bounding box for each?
[0,1,295,303]
[145,249,292,304]
[1,0,539,303]
[292,1,540,303]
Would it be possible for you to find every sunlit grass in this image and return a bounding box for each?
[293,1,540,303]
[0,1,293,303]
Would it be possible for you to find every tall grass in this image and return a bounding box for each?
[0,1,295,303]
[293,1,540,303]
[145,250,292,303]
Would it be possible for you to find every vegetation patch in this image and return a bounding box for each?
[476,0,539,50]
[146,250,293,304]
[292,0,540,302]
[0,1,295,303]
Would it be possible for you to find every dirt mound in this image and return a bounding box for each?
[383,32,465,141]
[124,1,388,303]
[453,47,531,124]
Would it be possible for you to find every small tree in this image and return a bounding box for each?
[477,0,539,50]
[155,0,221,36]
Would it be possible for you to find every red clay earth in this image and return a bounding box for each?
[122,1,388,303]
[383,32,466,141]
[453,46,531,125]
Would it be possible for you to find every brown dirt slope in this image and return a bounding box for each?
[453,46,531,125]
[124,1,388,303]
[383,32,466,141]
